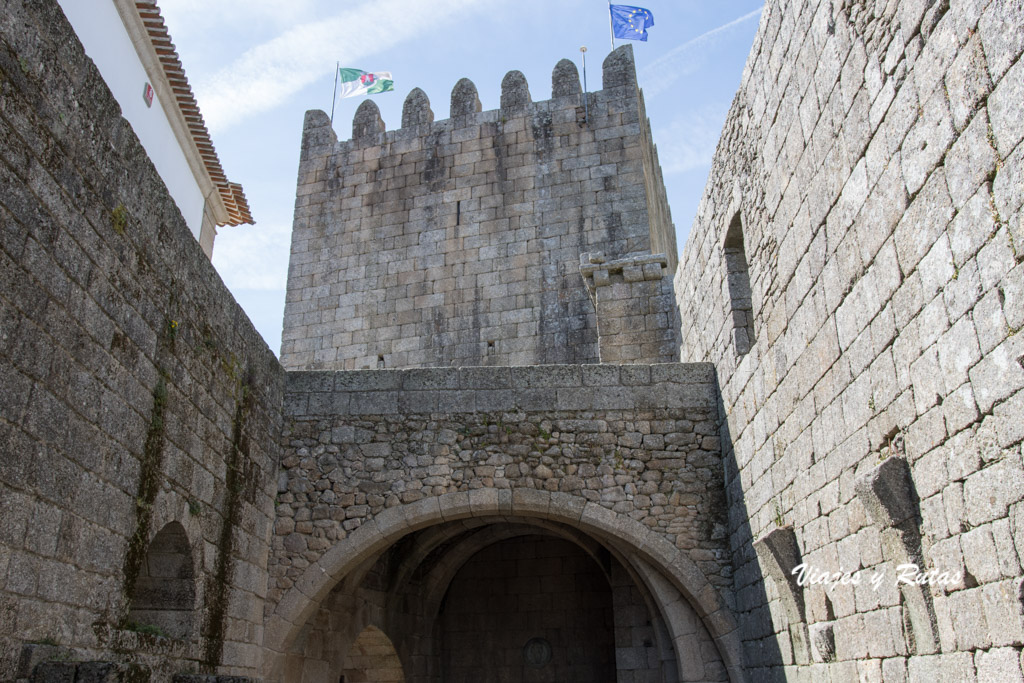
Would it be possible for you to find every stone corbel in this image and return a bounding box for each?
[753,525,811,665]
[579,252,668,300]
[854,456,939,655]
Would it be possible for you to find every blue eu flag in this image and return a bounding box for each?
[610,4,655,41]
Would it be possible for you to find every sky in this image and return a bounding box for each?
[157,0,764,355]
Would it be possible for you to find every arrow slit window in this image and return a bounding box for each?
[724,211,755,356]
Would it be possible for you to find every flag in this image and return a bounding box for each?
[337,68,394,98]
[610,4,655,41]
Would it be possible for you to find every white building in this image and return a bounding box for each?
[56,0,253,258]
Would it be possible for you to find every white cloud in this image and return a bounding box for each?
[655,104,731,175]
[191,0,499,132]
[159,0,318,26]
[211,220,292,291]
[641,7,763,99]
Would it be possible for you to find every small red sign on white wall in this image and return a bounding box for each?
[142,82,154,108]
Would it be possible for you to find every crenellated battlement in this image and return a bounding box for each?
[327,46,641,151]
[305,45,643,159]
[283,45,678,371]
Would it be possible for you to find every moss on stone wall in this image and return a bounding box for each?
[201,377,253,670]
[120,373,168,615]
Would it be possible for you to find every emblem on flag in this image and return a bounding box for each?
[338,68,394,98]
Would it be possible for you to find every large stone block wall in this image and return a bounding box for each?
[675,0,1024,679]
[581,252,679,364]
[0,0,283,678]
[281,47,677,371]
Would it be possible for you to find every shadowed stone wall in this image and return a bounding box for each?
[675,0,1024,679]
[438,535,616,683]
[0,0,283,678]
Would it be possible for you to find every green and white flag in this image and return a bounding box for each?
[338,68,394,98]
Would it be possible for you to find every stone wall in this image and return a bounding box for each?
[273,363,728,603]
[0,0,283,678]
[265,363,742,681]
[581,252,679,364]
[281,47,677,371]
[438,535,616,683]
[675,0,1024,679]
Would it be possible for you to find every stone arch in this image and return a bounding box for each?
[339,625,406,683]
[408,521,607,618]
[126,520,195,639]
[385,518,606,599]
[329,515,695,681]
[723,209,755,356]
[434,531,617,680]
[401,519,691,681]
[262,489,743,681]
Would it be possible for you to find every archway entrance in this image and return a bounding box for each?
[267,490,741,682]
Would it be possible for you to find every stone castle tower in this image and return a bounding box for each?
[2,0,1023,682]
[281,46,679,370]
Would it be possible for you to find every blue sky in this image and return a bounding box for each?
[158,0,763,353]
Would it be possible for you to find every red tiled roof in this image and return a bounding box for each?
[134,1,253,226]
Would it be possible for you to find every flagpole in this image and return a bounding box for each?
[580,46,589,125]
[608,1,615,51]
[330,61,339,127]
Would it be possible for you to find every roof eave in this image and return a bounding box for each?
[113,0,254,227]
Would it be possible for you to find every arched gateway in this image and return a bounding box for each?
[264,489,742,683]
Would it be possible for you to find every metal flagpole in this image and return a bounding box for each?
[580,46,589,125]
[330,61,339,127]
[608,1,615,50]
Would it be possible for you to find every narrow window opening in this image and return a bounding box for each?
[487,340,495,349]
[456,200,461,225]
[377,354,386,368]
[723,212,755,356]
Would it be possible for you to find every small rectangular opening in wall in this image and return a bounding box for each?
[456,200,461,225]
[724,212,755,356]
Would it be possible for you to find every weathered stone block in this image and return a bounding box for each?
[809,621,836,663]
[854,457,918,529]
